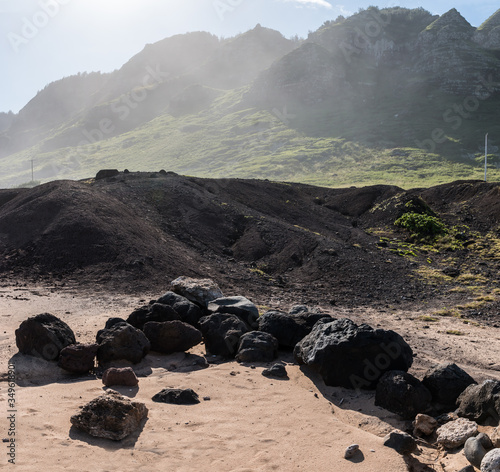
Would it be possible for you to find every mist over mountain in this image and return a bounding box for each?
[2,6,500,188]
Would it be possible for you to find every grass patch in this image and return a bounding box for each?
[418,315,439,322]
[446,330,465,336]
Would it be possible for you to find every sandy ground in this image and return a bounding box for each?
[1,285,500,471]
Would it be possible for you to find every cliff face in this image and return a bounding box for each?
[474,9,500,50]
[414,9,500,95]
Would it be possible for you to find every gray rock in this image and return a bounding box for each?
[344,444,359,459]
[481,448,500,472]
[58,343,98,374]
[171,276,223,307]
[259,310,334,348]
[199,313,249,357]
[294,318,413,389]
[422,362,476,409]
[70,390,148,441]
[152,388,200,405]
[102,367,139,387]
[208,296,260,329]
[436,417,478,449]
[375,370,432,420]
[15,313,76,361]
[96,321,150,365]
[143,320,202,354]
[262,364,288,378]
[456,380,500,425]
[465,435,488,469]
[383,430,417,455]
[288,305,310,315]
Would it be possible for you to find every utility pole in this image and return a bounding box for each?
[484,133,489,182]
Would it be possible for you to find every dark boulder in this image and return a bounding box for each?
[383,430,418,455]
[259,310,334,348]
[96,321,150,364]
[375,370,432,420]
[456,380,500,424]
[102,367,139,387]
[156,291,204,327]
[70,390,148,440]
[143,320,202,354]
[95,169,119,180]
[208,296,259,329]
[15,313,76,361]
[294,318,413,389]
[152,388,200,405]
[422,363,476,409]
[198,313,249,357]
[235,331,278,363]
[58,343,98,374]
[127,304,181,330]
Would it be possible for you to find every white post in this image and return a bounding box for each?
[485,133,488,182]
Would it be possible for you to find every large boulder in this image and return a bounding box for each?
[96,321,150,365]
[143,320,202,354]
[15,313,76,361]
[375,370,432,420]
[171,276,223,307]
[436,417,479,449]
[294,318,413,389]
[126,303,180,330]
[208,296,259,329]
[70,390,148,440]
[156,291,204,327]
[235,331,279,363]
[456,380,500,424]
[259,310,334,348]
[198,313,249,357]
[58,343,98,374]
[422,363,476,410]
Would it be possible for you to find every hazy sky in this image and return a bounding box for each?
[2,0,499,113]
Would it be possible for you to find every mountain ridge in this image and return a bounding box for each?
[2,6,500,189]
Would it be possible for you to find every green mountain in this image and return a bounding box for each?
[2,7,500,189]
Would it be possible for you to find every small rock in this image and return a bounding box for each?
[490,426,500,448]
[413,413,438,437]
[383,430,417,455]
[344,444,359,459]
[464,435,489,469]
[457,466,475,472]
[436,417,478,449]
[262,364,288,378]
[481,448,500,472]
[152,388,200,405]
[102,367,139,387]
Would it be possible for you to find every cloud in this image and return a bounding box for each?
[283,0,333,8]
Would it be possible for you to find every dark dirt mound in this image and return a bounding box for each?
[1,173,500,316]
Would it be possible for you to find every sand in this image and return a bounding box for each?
[1,284,500,471]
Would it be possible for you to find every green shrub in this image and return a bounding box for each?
[395,212,447,240]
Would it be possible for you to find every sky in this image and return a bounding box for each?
[1,0,499,113]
